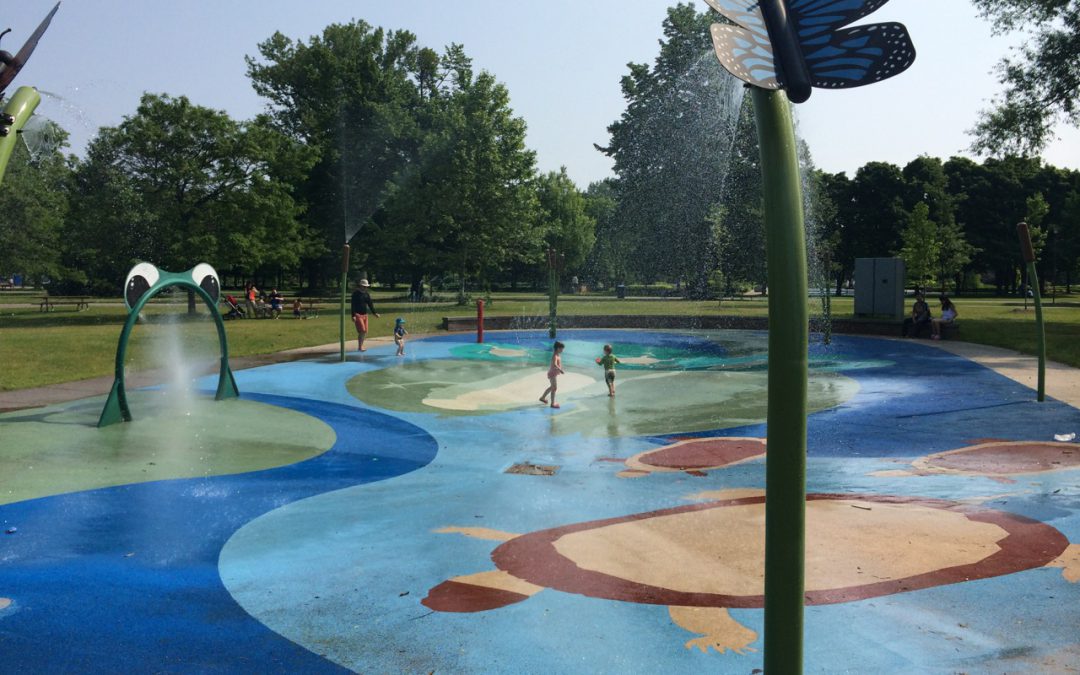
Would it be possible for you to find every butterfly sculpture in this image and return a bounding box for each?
[705,0,915,104]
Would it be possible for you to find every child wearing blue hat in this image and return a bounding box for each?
[394,318,408,356]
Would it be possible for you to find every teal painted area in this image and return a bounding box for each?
[349,331,867,436]
[0,391,335,505]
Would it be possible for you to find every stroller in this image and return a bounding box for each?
[223,294,245,320]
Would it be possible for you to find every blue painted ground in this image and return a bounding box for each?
[2,330,1078,673]
[0,394,438,672]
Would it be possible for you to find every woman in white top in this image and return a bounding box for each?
[931,295,958,340]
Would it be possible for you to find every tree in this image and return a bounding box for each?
[946,155,1042,293]
[0,127,74,287]
[536,168,596,277]
[247,21,424,286]
[970,0,1080,155]
[896,202,940,290]
[843,162,908,272]
[380,62,541,298]
[67,94,315,297]
[582,180,622,289]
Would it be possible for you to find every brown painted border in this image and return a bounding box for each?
[491,494,1068,608]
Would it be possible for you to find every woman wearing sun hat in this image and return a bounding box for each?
[350,278,380,351]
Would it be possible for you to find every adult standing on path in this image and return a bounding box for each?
[351,279,380,352]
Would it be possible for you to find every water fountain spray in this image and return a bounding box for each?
[0,2,59,185]
[705,0,915,669]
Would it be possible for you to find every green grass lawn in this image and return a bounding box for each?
[2,291,1078,391]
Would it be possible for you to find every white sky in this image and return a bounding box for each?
[6,0,1078,187]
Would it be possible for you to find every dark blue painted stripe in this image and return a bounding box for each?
[0,394,438,672]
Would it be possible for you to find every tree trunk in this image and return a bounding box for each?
[187,289,197,315]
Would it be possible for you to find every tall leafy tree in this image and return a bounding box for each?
[842,162,908,271]
[971,0,1080,155]
[247,21,423,284]
[536,168,596,276]
[582,179,622,289]
[67,94,315,296]
[946,155,1042,293]
[380,57,541,297]
[896,202,940,289]
[901,156,976,292]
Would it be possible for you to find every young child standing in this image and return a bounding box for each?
[596,344,620,397]
[394,318,408,356]
[539,341,565,409]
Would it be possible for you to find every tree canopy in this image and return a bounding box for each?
[971,0,1080,155]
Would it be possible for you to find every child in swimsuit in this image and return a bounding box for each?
[596,344,620,397]
[539,341,565,409]
[394,318,408,356]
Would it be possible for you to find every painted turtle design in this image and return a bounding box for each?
[423,491,1079,655]
[872,440,1080,480]
[613,436,766,478]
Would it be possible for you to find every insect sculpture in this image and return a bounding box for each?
[705,0,915,103]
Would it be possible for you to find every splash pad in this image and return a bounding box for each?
[1,330,1077,672]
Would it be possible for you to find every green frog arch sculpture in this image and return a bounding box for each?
[98,262,239,427]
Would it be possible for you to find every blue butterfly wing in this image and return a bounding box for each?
[710,22,781,89]
[802,22,915,89]
[787,0,891,35]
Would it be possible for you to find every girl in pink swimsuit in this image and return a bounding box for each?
[539,341,565,409]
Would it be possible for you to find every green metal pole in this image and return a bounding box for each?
[752,87,808,674]
[340,244,350,361]
[1017,223,1046,401]
[0,86,41,186]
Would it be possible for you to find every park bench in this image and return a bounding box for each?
[39,296,89,312]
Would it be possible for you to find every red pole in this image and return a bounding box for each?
[476,299,485,343]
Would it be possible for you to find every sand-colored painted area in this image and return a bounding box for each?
[423,371,594,411]
[553,499,1007,597]
[488,347,529,358]
[0,392,336,506]
[350,355,859,436]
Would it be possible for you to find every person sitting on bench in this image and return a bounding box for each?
[930,295,957,340]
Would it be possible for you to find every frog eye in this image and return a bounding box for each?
[124,262,159,310]
[191,263,220,303]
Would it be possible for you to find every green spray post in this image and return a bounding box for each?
[752,87,809,674]
[1016,222,1046,401]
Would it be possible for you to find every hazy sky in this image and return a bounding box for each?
[6,0,1078,187]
